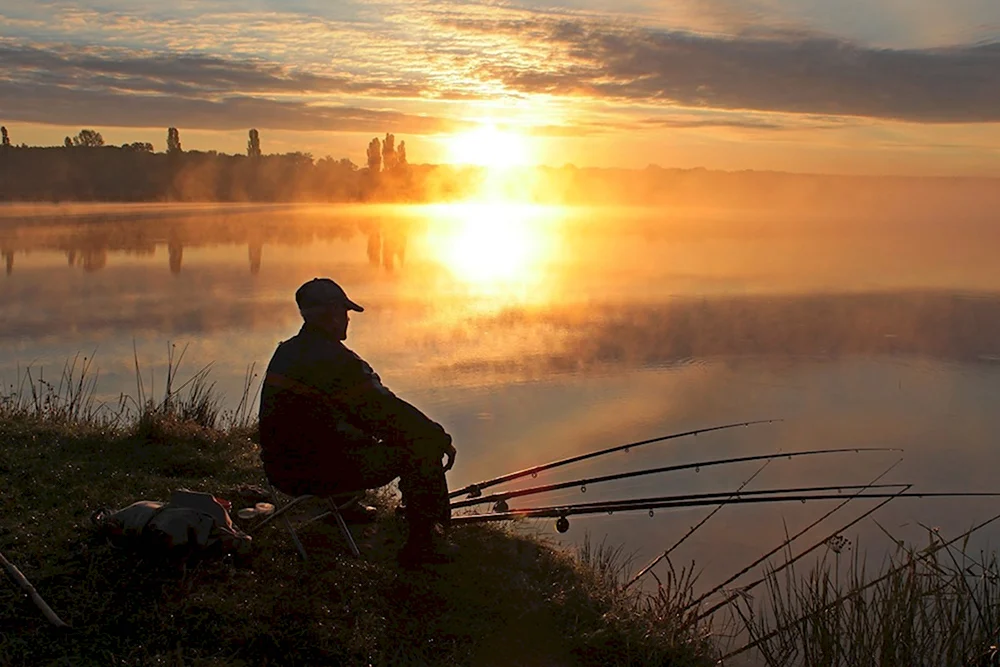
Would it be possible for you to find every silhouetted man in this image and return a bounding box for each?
[258,278,457,565]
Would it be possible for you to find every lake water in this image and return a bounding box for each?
[3,201,1000,603]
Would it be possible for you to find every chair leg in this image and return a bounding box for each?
[328,498,361,558]
[283,513,310,560]
[256,482,363,559]
[259,482,313,560]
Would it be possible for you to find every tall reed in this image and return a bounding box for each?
[574,535,719,666]
[0,345,261,434]
[0,353,111,425]
[721,518,1000,666]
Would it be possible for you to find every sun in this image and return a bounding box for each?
[445,123,531,168]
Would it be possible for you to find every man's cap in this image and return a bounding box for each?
[295,278,364,312]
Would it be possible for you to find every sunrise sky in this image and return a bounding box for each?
[2,0,999,175]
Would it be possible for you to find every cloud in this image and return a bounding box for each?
[447,14,1000,122]
[0,82,462,133]
[0,42,468,132]
[3,1,998,134]
[0,42,424,97]
[2,37,809,137]
[525,111,852,134]
[633,115,826,131]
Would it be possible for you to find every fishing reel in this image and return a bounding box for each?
[492,499,509,513]
[555,515,570,533]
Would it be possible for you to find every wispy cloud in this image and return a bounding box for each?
[0,85,456,133]
[445,12,1000,123]
[0,41,466,131]
[1,0,998,138]
[0,43,424,97]
[633,113,850,131]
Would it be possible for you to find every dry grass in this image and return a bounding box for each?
[0,354,715,667]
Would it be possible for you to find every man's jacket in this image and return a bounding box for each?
[258,323,451,490]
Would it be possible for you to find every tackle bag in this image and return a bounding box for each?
[92,489,251,558]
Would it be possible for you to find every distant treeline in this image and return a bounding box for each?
[1,126,999,209]
[0,146,421,203]
[0,127,428,203]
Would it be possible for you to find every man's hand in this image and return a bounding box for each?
[443,442,457,472]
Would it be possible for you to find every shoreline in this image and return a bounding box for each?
[0,411,716,666]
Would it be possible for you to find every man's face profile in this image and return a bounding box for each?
[330,306,350,340]
[304,304,350,340]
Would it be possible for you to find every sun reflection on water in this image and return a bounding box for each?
[423,203,562,306]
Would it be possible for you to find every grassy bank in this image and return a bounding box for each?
[0,362,715,667]
[5,358,1000,666]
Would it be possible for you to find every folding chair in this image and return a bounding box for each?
[251,481,362,560]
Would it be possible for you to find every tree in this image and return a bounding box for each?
[64,137,73,148]
[122,142,154,152]
[247,129,261,158]
[72,129,104,147]
[397,140,407,167]
[283,151,314,166]
[382,133,397,171]
[366,137,381,173]
[0,126,9,148]
[166,127,182,154]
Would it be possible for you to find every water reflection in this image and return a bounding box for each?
[4,204,1000,595]
[249,242,262,275]
[3,207,1000,372]
[0,204,566,315]
[0,206,373,276]
[364,222,407,272]
[168,242,183,275]
[432,204,551,284]
[66,247,111,272]
[416,203,560,313]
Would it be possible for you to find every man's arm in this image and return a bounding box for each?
[314,350,454,463]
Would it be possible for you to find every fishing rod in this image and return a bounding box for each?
[450,419,782,500]
[623,458,772,591]
[719,511,1000,663]
[451,490,1000,530]
[458,484,906,515]
[695,492,906,622]
[915,520,988,633]
[450,447,901,511]
[688,460,905,618]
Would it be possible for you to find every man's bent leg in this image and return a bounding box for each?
[335,442,447,518]
[395,441,455,565]
[341,440,454,563]
[397,451,450,529]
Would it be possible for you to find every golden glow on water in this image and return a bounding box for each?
[423,203,560,303]
[4,205,1000,582]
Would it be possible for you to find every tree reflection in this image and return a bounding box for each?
[249,242,262,275]
[366,224,408,272]
[0,210,369,276]
[168,241,183,275]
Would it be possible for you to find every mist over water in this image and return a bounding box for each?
[3,201,1000,588]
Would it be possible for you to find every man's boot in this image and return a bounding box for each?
[398,522,458,567]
